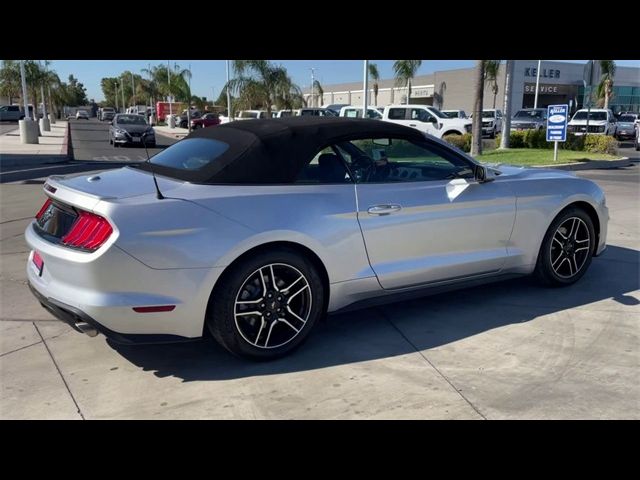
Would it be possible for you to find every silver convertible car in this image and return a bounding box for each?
[26,117,608,359]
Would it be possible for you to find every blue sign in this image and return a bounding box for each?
[546,104,569,142]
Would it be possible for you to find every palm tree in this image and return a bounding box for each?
[0,60,21,105]
[470,60,485,157]
[226,60,301,116]
[596,60,616,109]
[393,60,422,104]
[368,63,380,106]
[484,60,501,109]
[312,79,323,107]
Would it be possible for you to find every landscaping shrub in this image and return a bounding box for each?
[495,131,526,148]
[583,134,618,155]
[442,133,472,152]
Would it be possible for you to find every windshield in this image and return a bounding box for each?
[442,111,459,118]
[116,115,147,125]
[239,111,259,118]
[150,138,229,170]
[482,111,495,118]
[572,111,607,121]
[426,107,447,119]
[618,115,635,122]
[514,110,544,119]
[103,108,114,112]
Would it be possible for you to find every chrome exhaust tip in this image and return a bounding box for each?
[75,322,98,337]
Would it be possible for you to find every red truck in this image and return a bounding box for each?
[155,101,186,122]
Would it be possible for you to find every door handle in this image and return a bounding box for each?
[368,204,402,215]
[409,123,417,127]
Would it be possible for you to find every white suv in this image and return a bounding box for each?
[381,105,472,138]
[568,108,617,136]
[339,106,383,119]
[470,109,503,138]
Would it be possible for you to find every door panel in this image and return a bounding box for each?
[356,179,516,289]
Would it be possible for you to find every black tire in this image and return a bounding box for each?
[206,247,325,360]
[534,207,596,287]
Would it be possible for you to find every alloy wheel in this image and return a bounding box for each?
[550,217,591,279]
[234,263,312,349]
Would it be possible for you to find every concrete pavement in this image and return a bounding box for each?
[0,166,638,419]
[0,121,69,167]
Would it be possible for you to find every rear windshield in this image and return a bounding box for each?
[618,115,635,122]
[150,138,229,170]
[239,111,259,118]
[482,111,495,118]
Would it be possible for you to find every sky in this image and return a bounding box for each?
[49,60,640,103]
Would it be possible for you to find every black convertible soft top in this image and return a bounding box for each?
[142,116,425,184]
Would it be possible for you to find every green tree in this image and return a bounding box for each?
[393,60,422,104]
[312,79,323,107]
[368,62,380,106]
[0,60,21,104]
[596,60,616,109]
[226,60,302,116]
[470,60,486,157]
[484,60,501,109]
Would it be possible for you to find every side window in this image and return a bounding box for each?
[0,106,7,112]
[338,137,475,184]
[410,109,433,122]
[294,146,352,184]
[387,108,407,120]
[345,109,359,118]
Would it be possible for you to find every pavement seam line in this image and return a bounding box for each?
[33,322,85,420]
[376,307,488,420]
[0,340,43,358]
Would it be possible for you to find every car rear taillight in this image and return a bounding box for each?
[60,210,113,252]
[35,198,52,220]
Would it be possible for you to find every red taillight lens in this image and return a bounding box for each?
[61,210,113,252]
[35,198,52,220]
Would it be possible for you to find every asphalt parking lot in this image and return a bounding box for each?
[0,131,638,418]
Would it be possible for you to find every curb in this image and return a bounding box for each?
[532,157,634,171]
[0,121,71,168]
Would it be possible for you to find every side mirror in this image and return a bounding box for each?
[474,164,496,183]
[428,116,438,124]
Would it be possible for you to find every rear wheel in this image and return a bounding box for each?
[534,207,595,287]
[206,248,325,360]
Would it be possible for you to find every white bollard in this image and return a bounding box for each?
[167,114,175,129]
[19,119,39,144]
[39,117,51,132]
[48,113,56,125]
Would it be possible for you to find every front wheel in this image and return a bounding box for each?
[206,248,325,360]
[534,208,595,287]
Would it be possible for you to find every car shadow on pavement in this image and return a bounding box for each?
[110,245,639,382]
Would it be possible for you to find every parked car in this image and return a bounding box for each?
[339,106,383,119]
[635,124,640,151]
[236,110,270,120]
[177,110,201,128]
[0,105,25,121]
[191,113,221,129]
[510,108,548,131]
[25,117,608,359]
[567,109,617,136]
[324,104,350,116]
[75,110,89,120]
[99,107,116,122]
[441,109,468,119]
[381,104,472,138]
[272,110,294,118]
[108,113,155,147]
[614,115,638,141]
[295,107,335,117]
[469,109,503,138]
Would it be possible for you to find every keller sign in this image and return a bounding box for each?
[546,104,568,142]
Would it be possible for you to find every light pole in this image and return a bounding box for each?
[533,59,542,108]
[168,60,172,118]
[131,72,135,107]
[120,75,125,113]
[363,60,369,118]
[114,81,119,112]
[226,60,232,121]
[19,60,38,144]
[310,68,316,107]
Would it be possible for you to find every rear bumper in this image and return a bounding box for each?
[28,282,192,344]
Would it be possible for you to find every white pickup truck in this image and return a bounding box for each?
[381,104,472,138]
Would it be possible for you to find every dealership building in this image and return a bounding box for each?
[304,60,640,114]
